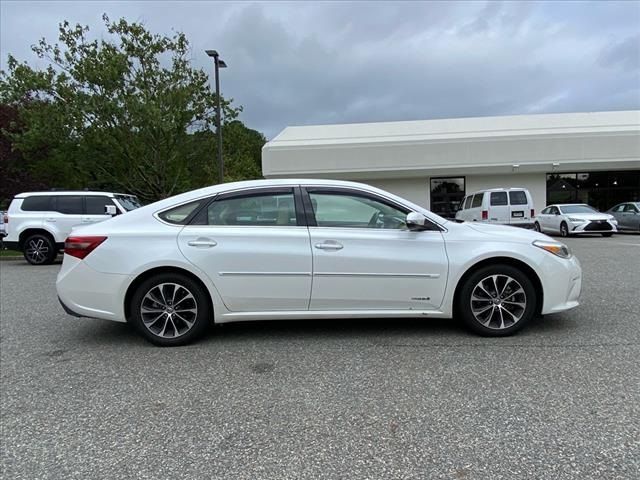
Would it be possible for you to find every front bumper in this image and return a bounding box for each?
[540,254,582,314]
[569,220,617,234]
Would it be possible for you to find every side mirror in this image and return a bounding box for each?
[406,211,430,231]
[105,205,117,216]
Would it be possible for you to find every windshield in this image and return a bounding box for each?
[559,205,597,214]
[114,194,142,211]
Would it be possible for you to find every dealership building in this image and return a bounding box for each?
[262,110,640,217]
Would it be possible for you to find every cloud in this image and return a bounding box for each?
[2,0,639,139]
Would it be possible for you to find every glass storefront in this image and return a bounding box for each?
[430,177,465,219]
[546,170,640,211]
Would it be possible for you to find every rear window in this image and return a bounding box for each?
[509,191,528,205]
[21,196,53,212]
[490,192,508,206]
[158,200,205,225]
[471,194,483,208]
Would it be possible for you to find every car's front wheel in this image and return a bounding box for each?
[458,264,537,336]
[130,273,211,346]
[560,222,569,237]
[23,234,56,265]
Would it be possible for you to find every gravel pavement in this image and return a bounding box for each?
[1,235,639,479]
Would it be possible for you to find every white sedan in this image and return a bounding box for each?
[57,180,582,346]
[533,204,618,237]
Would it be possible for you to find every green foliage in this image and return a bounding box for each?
[0,15,265,203]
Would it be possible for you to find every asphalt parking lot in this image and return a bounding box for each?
[1,235,639,479]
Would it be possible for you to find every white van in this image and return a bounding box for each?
[455,188,535,228]
[3,191,141,265]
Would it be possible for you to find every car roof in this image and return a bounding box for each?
[15,191,133,198]
[466,188,528,195]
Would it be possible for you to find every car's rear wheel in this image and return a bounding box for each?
[458,264,537,336]
[533,222,541,232]
[601,232,613,237]
[560,222,569,237]
[23,234,56,265]
[130,273,211,346]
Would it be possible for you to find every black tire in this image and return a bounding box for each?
[458,264,537,337]
[130,273,211,346]
[601,232,613,237]
[23,234,56,265]
[560,222,569,237]
[533,222,541,233]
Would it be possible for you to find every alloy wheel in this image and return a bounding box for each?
[140,283,198,338]
[25,238,50,265]
[560,223,568,237]
[470,274,527,330]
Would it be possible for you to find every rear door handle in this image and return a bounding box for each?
[187,238,217,248]
[45,218,56,223]
[314,241,343,251]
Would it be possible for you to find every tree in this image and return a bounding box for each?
[0,15,251,202]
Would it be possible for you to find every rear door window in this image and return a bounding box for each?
[21,196,53,211]
[490,192,508,206]
[55,196,83,214]
[463,196,473,209]
[509,191,528,205]
[471,194,483,208]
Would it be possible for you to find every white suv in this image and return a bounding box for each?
[4,191,141,265]
[455,188,535,228]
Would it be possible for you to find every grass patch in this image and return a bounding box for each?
[0,249,22,257]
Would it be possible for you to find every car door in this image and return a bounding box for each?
[303,187,448,311]
[50,195,85,236]
[177,187,313,312]
[622,203,640,230]
[83,196,118,226]
[548,206,563,232]
[488,191,508,224]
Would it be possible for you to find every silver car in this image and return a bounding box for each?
[607,202,640,232]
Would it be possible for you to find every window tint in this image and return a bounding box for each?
[21,196,53,212]
[612,204,625,212]
[56,196,83,214]
[623,204,638,213]
[85,196,116,215]
[509,191,528,205]
[159,200,205,225]
[541,207,551,214]
[559,205,597,214]
[490,192,508,206]
[550,207,560,215]
[204,191,296,226]
[114,195,142,211]
[471,194,483,208]
[464,196,473,209]
[309,192,407,229]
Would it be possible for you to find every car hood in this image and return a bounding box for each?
[463,222,552,242]
[563,213,611,220]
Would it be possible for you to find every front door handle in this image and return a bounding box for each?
[187,238,217,248]
[314,241,343,251]
[45,218,56,223]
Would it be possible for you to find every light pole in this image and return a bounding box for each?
[205,50,227,183]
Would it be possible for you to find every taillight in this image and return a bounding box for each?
[3,213,7,223]
[531,209,535,218]
[481,210,488,220]
[64,236,107,259]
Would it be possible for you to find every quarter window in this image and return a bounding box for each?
[464,196,473,209]
[21,196,53,212]
[471,194,483,208]
[490,192,508,206]
[159,200,206,225]
[202,191,297,226]
[309,192,408,229]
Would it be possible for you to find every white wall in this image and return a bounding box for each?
[356,172,547,215]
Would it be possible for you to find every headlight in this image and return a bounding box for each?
[533,240,572,259]
[568,217,586,222]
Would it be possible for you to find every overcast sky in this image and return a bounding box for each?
[1,0,639,139]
